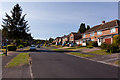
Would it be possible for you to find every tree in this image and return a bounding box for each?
[49,37,54,43]
[86,25,90,30]
[78,23,86,33]
[1,4,32,41]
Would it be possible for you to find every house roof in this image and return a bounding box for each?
[69,32,81,36]
[83,19,120,34]
[62,35,69,38]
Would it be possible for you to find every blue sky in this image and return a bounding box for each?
[0,2,118,39]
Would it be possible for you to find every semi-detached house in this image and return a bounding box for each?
[78,19,120,46]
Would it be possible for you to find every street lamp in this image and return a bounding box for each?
[5,39,8,56]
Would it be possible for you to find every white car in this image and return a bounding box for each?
[30,45,36,50]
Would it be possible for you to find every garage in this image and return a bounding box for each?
[105,38,111,44]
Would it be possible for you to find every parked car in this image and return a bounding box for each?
[69,43,77,47]
[30,45,36,50]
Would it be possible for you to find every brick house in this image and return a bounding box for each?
[81,19,120,46]
[55,37,62,45]
[69,32,82,44]
[62,35,69,45]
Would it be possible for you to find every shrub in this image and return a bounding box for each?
[106,43,119,53]
[17,45,24,48]
[100,42,108,49]
[88,41,98,47]
[8,46,16,51]
[113,35,120,46]
[87,46,93,48]
[2,46,6,49]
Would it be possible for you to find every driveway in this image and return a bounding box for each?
[30,47,119,79]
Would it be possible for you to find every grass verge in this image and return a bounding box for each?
[89,50,111,55]
[65,47,86,50]
[69,52,95,58]
[6,53,29,68]
[114,60,120,65]
[52,49,65,52]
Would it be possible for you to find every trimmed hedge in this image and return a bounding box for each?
[8,46,16,51]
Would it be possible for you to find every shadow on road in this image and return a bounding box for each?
[27,49,80,53]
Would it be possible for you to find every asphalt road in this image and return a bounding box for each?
[30,47,119,78]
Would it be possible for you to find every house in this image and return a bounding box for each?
[55,37,62,45]
[81,19,120,46]
[61,35,69,45]
[69,32,82,44]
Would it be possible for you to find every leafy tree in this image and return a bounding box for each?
[1,4,32,41]
[49,37,54,43]
[86,25,90,30]
[78,23,86,33]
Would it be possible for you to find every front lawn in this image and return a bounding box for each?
[69,52,95,58]
[114,60,120,65]
[65,46,86,50]
[89,50,111,55]
[6,53,29,68]
[52,49,65,52]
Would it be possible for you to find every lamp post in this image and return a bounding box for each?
[5,39,8,56]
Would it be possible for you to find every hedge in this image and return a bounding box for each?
[8,46,16,51]
[88,41,98,47]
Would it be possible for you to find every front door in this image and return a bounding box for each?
[105,38,111,44]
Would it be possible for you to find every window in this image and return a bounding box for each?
[110,28,116,33]
[90,32,94,36]
[97,31,102,35]
[83,34,86,37]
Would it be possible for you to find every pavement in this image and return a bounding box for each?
[30,47,119,78]
[2,52,31,79]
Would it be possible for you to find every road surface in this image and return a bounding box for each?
[30,47,119,79]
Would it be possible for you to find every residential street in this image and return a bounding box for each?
[30,47,119,78]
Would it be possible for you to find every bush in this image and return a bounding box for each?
[87,46,93,48]
[8,46,16,51]
[88,41,98,47]
[113,35,120,46]
[17,45,24,48]
[106,43,119,53]
[100,42,108,49]
[2,46,6,49]
[101,42,119,53]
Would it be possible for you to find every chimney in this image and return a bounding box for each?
[102,21,105,24]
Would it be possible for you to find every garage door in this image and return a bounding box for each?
[105,38,111,44]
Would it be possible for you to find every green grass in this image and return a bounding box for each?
[69,52,95,58]
[89,50,111,55]
[114,60,120,65]
[52,49,65,52]
[0,53,6,56]
[65,47,86,50]
[6,53,29,68]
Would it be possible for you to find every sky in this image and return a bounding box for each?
[0,2,118,40]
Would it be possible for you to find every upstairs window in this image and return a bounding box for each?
[97,31,102,35]
[110,28,116,33]
[90,32,94,36]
